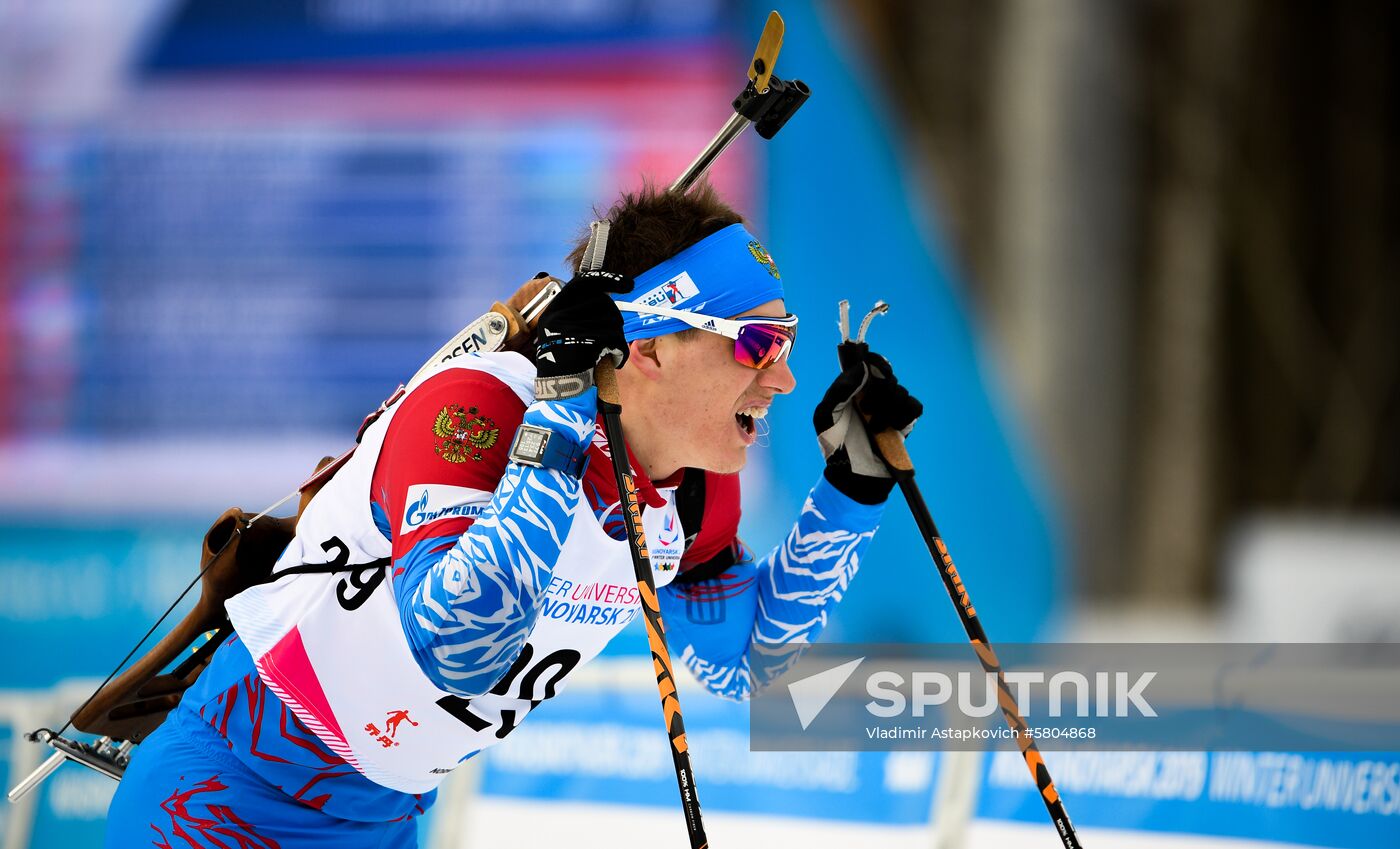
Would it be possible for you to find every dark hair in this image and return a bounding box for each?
[565,180,745,279]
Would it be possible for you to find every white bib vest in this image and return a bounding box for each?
[226,353,684,794]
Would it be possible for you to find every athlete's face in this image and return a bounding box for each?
[622,299,796,478]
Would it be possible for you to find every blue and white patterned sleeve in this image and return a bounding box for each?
[659,473,885,701]
[371,370,596,699]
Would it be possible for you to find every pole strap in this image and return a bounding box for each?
[580,220,610,272]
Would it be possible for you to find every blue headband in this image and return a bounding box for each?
[612,223,786,340]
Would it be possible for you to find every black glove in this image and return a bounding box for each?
[813,342,923,504]
[532,270,633,399]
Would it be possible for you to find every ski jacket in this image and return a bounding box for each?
[228,354,689,793]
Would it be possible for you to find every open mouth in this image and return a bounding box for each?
[735,405,768,443]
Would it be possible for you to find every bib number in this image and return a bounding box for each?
[320,536,387,611]
[437,643,581,740]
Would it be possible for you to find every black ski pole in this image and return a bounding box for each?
[596,362,709,849]
[569,13,808,845]
[841,304,1083,849]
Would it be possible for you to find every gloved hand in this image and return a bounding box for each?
[813,342,923,504]
[532,270,633,399]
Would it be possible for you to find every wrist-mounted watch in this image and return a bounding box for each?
[508,424,587,477]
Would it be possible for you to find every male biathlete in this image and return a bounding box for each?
[104,185,921,848]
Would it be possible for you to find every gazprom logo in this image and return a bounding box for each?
[401,484,491,534]
[636,271,701,309]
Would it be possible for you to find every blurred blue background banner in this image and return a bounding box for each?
[978,750,1400,849]
[0,520,202,687]
[143,0,731,70]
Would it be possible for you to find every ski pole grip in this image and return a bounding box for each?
[873,428,914,473]
[596,361,621,406]
[855,394,915,474]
